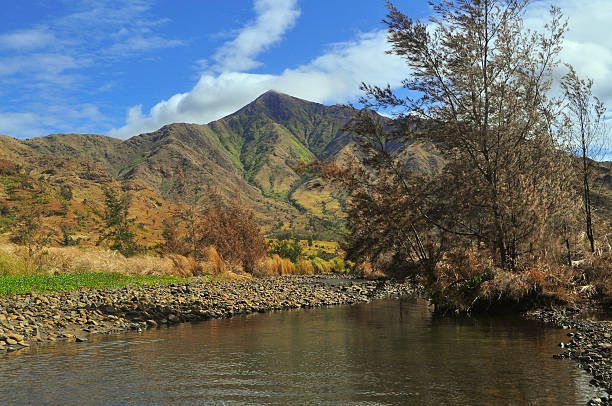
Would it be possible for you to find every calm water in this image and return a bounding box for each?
[0,297,597,405]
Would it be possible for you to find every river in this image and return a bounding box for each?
[0,297,597,405]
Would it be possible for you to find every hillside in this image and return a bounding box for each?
[1,91,366,239]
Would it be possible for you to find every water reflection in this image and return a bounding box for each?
[0,298,596,405]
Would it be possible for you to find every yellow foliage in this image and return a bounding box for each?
[256,255,295,276]
[295,260,315,275]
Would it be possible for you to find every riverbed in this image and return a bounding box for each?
[0,297,599,405]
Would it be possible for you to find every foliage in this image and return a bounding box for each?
[9,210,53,259]
[199,200,268,273]
[269,238,303,263]
[161,197,268,274]
[60,225,81,247]
[98,186,140,257]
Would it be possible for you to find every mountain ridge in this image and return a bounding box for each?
[1,91,362,237]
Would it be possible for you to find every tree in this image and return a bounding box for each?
[98,186,139,256]
[352,0,578,271]
[10,209,53,260]
[561,66,608,253]
[199,199,267,274]
[269,238,303,263]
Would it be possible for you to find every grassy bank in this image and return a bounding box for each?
[0,272,183,295]
[0,239,350,295]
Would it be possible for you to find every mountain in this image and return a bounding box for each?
[2,91,362,238]
[1,90,610,242]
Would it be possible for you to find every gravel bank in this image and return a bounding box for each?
[526,305,611,405]
[0,276,413,354]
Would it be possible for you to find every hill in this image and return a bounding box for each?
[1,91,366,240]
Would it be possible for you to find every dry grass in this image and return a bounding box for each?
[0,243,177,276]
[295,260,315,275]
[479,265,578,305]
[429,246,588,312]
[578,251,612,299]
[254,254,348,276]
[256,255,295,276]
[0,243,250,279]
[0,238,350,281]
[353,260,387,279]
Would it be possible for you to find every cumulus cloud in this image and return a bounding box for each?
[109,31,406,138]
[212,0,300,72]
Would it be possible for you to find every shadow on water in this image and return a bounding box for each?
[0,296,599,405]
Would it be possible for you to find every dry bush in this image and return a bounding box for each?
[479,264,578,305]
[256,255,295,276]
[166,254,201,277]
[295,260,315,275]
[435,247,495,291]
[198,246,228,276]
[0,159,20,175]
[354,260,387,279]
[430,247,580,311]
[579,251,612,299]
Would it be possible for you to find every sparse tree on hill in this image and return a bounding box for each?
[10,209,53,260]
[98,186,139,257]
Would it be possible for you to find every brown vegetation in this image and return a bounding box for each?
[318,0,610,312]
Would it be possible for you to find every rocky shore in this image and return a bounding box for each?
[0,275,413,355]
[526,304,611,405]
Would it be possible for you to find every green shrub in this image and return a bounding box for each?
[269,239,302,263]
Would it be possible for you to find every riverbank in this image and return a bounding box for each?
[0,275,413,354]
[526,302,611,405]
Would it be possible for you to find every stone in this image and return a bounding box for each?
[7,333,24,342]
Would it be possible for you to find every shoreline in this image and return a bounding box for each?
[0,275,414,354]
[525,303,611,405]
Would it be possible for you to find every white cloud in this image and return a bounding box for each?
[0,112,46,138]
[109,31,406,138]
[0,27,56,50]
[0,104,105,138]
[105,34,184,54]
[0,53,87,79]
[0,0,184,137]
[112,0,612,139]
[211,0,301,72]
[525,0,612,113]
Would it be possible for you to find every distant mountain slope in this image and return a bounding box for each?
[2,91,457,238]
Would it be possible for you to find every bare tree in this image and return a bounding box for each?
[561,65,609,252]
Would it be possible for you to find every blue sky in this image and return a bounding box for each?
[0,0,610,141]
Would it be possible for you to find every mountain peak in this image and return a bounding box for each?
[254,89,294,103]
